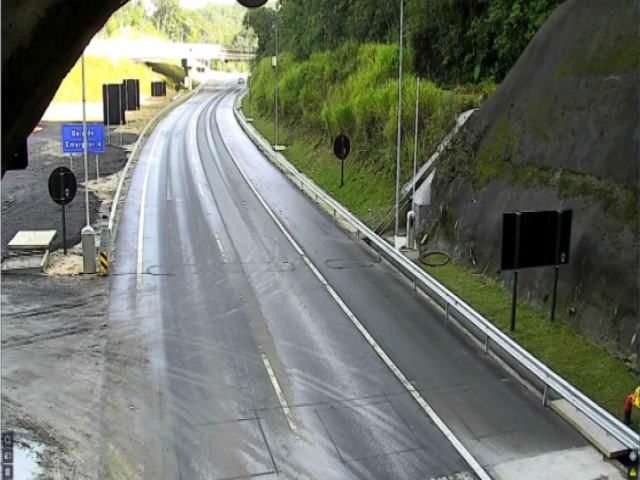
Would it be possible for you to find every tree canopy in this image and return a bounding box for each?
[242,0,564,84]
[104,0,253,47]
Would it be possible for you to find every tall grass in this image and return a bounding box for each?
[247,42,492,223]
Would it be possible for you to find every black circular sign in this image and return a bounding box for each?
[333,134,351,160]
[48,167,77,205]
[237,0,269,7]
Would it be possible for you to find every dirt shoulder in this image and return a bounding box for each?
[1,95,172,478]
[2,274,110,478]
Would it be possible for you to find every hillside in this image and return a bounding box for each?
[245,43,490,225]
[427,0,639,357]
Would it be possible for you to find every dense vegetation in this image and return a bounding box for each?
[244,0,563,84]
[246,42,491,224]
[104,0,253,47]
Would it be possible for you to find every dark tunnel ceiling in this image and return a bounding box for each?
[2,0,133,176]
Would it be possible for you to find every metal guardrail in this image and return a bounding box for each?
[232,95,639,451]
[107,87,201,253]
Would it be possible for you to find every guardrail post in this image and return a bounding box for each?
[412,275,416,291]
[542,384,549,407]
[484,334,490,354]
[445,302,449,320]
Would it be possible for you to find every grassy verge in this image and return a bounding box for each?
[421,257,638,426]
[146,61,200,91]
[53,57,174,103]
[245,107,639,427]
[249,115,396,226]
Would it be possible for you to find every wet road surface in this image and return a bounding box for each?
[102,83,619,480]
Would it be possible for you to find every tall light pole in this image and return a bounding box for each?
[81,53,96,274]
[394,0,404,246]
[274,0,280,149]
[412,76,420,215]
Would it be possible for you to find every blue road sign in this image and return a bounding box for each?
[62,124,105,154]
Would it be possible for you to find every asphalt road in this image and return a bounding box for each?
[101,82,622,480]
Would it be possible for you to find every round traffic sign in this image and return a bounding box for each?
[48,167,77,205]
[237,0,268,7]
[333,134,351,160]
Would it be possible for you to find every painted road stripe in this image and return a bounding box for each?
[136,129,164,289]
[261,353,297,432]
[214,233,227,262]
[217,96,492,480]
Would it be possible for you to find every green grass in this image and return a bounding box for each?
[421,259,638,426]
[52,57,173,103]
[249,114,395,226]
[146,61,199,91]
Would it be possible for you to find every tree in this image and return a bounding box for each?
[152,0,183,41]
[243,7,276,58]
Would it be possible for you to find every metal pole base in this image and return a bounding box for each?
[81,225,96,274]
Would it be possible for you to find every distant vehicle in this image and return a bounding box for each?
[238,78,245,84]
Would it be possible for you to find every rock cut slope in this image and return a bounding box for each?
[427,0,639,357]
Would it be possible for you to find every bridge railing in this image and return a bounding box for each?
[232,93,639,452]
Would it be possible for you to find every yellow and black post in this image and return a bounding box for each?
[99,250,108,275]
[99,229,110,275]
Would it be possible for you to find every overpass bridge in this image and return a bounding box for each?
[85,38,256,63]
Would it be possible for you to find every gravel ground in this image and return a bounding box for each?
[2,275,110,478]
[1,97,170,478]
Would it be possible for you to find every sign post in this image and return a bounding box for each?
[333,134,351,187]
[82,54,96,274]
[48,167,77,255]
[510,213,521,331]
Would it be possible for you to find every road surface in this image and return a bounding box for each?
[101,82,622,480]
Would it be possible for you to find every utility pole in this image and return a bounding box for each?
[274,0,281,149]
[394,0,404,247]
[81,53,96,274]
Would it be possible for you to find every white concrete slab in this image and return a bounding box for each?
[491,446,625,480]
[551,399,629,458]
[1,251,49,274]
[8,230,57,250]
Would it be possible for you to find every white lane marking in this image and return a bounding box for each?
[137,130,164,289]
[198,183,205,199]
[214,233,227,262]
[217,97,492,480]
[261,353,298,432]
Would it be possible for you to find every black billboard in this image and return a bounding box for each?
[501,210,572,271]
[151,81,167,97]
[122,79,140,111]
[102,84,125,125]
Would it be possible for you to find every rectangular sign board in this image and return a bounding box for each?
[501,209,572,271]
[123,79,140,111]
[151,81,167,97]
[102,84,125,125]
[62,124,105,153]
